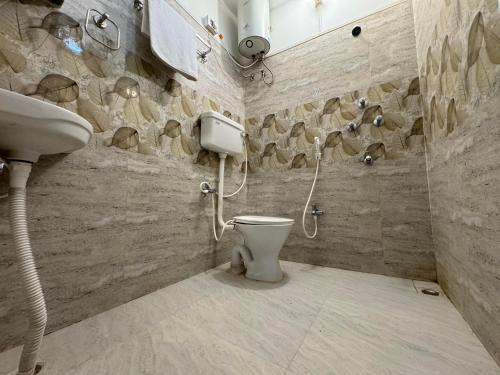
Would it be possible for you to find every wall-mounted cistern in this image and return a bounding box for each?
[0,88,92,375]
[302,137,323,239]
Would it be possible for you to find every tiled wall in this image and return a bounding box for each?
[244,0,419,115]
[241,1,436,280]
[0,0,246,351]
[0,0,439,355]
[412,0,500,365]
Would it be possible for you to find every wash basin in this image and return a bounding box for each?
[0,88,93,162]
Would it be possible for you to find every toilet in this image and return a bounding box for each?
[230,215,294,282]
[199,111,294,282]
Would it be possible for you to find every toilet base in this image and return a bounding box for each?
[245,266,283,283]
[229,261,246,275]
[230,244,284,283]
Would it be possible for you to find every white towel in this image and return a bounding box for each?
[141,0,198,81]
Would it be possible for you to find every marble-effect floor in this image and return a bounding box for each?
[0,261,498,375]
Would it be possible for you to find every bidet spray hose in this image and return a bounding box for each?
[303,137,321,239]
[302,159,320,239]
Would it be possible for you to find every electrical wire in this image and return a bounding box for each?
[261,58,274,86]
[225,49,261,69]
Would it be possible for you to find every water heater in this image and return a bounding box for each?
[237,0,271,59]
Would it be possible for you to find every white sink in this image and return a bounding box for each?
[0,88,93,162]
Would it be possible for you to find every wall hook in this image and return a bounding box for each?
[347,121,358,132]
[373,115,384,127]
[94,12,110,29]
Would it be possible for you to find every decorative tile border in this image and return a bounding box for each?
[0,3,242,164]
[243,77,424,171]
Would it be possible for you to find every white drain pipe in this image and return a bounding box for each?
[8,161,47,375]
[217,154,228,229]
[201,134,248,242]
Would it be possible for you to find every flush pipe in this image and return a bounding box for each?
[216,154,232,228]
[206,154,236,242]
[7,161,48,375]
[201,134,248,242]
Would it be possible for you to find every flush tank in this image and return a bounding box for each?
[238,0,271,59]
[200,111,243,155]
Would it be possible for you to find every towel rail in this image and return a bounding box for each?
[136,0,212,63]
[85,9,121,50]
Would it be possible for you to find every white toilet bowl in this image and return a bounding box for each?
[230,216,294,282]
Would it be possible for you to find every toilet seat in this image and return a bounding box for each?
[233,215,293,225]
[233,215,294,225]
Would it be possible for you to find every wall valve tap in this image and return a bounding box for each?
[312,205,324,216]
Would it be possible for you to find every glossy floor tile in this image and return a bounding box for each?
[0,261,498,375]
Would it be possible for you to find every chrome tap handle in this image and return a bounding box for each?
[347,121,358,132]
[373,115,384,127]
[358,97,369,109]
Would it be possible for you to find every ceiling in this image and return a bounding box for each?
[223,0,239,14]
[223,0,291,15]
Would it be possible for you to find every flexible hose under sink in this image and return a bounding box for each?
[302,158,320,239]
[8,162,47,375]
